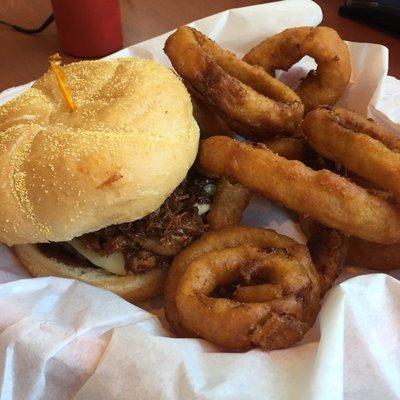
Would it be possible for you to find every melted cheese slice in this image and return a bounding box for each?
[69,239,126,276]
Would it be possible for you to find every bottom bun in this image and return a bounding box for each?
[13,244,167,303]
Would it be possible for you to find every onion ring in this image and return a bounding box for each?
[299,216,348,295]
[207,178,252,230]
[199,136,400,244]
[164,226,320,340]
[303,107,400,200]
[176,244,319,350]
[261,136,309,161]
[164,26,304,139]
[232,282,283,303]
[346,237,400,271]
[300,215,400,272]
[244,27,351,112]
[188,85,233,138]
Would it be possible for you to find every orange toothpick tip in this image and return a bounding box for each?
[49,53,77,112]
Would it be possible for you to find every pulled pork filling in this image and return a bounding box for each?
[39,172,215,274]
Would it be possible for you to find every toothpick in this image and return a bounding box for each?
[49,53,77,112]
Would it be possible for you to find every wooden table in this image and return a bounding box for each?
[0,0,399,91]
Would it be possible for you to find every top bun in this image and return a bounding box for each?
[0,58,199,246]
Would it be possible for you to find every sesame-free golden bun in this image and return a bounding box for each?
[0,57,200,246]
[13,244,167,302]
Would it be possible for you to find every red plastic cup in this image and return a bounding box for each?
[51,0,123,58]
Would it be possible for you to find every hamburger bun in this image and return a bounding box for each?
[0,57,199,246]
[13,243,167,302]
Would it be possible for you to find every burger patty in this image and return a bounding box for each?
[39,171,215,274]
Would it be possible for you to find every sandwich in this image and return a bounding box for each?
[0,57,214,302]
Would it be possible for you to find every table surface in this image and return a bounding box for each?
[0,0,399,91]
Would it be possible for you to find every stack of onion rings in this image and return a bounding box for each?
[161,25,400,352]
[244,27,351,112]
[164,226,320,350]
[164,26,304,138]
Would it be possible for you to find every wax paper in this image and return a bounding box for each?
[1,1,400,398]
